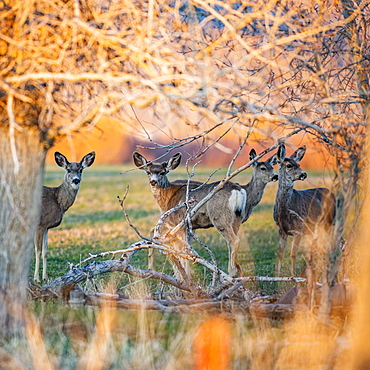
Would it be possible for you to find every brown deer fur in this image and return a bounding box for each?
[34,151,95,282]
[133,149,277,277]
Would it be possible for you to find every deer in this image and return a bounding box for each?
[273,144,335,306]
[34,151,96,283]
[133,149,278,277]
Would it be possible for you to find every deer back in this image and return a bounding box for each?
[274,187,335,236]
[170,180,246,229]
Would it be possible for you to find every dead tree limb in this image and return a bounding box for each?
[45,259,195,297]
[76,238,236,285]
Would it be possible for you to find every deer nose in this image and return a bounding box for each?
[150,179,157,187]
[272,175,278,182]
[299,172,307,181]
[72,178,81,185]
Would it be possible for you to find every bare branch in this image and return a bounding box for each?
[117,187,150,241]
[46,260,194,296]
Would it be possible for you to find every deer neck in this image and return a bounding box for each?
[275,177,295,212]
[150,184,175,213]
[245,174,267,208]
[240,175,267,222]
[57,182,79,212]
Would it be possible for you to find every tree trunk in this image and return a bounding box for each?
[0,127,46,335]
[318,0,370,323]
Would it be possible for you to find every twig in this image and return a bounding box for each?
[226,136,248,178]
[117,187,150,241]
[152,199,196,240]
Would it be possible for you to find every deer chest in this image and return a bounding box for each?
[274,205,304,236]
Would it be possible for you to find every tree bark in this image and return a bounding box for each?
[319,0,370,323]
[0,127,46,335]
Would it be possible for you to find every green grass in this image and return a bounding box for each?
[32,164,332,292]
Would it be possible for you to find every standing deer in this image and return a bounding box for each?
[273,144,335,285]
[133,149,277,277]
[34,151,96,282]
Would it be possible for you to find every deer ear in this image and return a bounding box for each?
[290,146,306,162]
[81,151,96,169]
[249,149,257,161]
[133,152,148,169]
[268,155,278,166]
[276,144,286,163]
[54,152,69,169]
[167,153,182,171]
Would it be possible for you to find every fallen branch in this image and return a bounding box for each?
[75,238,236,285]
[234,276,306,283]
[214,276,306,300]
[45,259,195,297]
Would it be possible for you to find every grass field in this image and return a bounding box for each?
[32,163,332,290]
[20,163,345,369]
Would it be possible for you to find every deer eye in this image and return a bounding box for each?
[160,171,166,176]
[286,164,293,169]
[260,166,266,171]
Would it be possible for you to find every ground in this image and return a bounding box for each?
[17,163,345,369]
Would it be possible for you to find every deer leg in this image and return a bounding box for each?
[42,231,49,281]
[276,232,288,277]
[216,225,241,277]
[290,235,301,277]
[34,230,43,283]
[233,222,244,277]
[172,230,190,277]
[228,237,241,278]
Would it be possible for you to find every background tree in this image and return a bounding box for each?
[0,0,368,333]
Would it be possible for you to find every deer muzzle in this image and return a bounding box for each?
[299,172,307,181]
